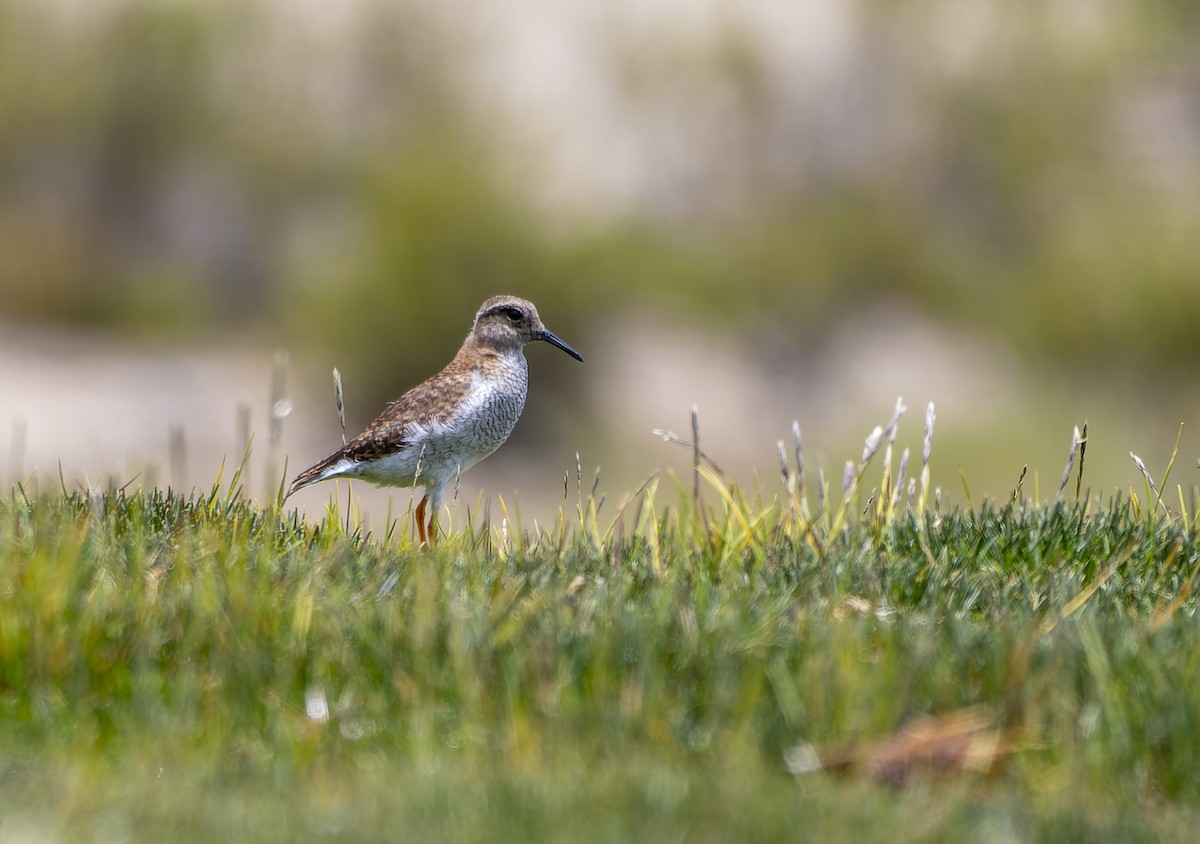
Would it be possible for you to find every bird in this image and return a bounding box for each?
[287,295,583,546]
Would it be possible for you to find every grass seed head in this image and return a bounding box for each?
[791,421,804,490]
[333,367,347,446]
[923,402,936,466]
[862,426,884,467]
[1058,426,1082,500]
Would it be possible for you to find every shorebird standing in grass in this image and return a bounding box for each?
[287,295,583,546]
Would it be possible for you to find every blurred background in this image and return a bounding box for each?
[2,0,1199,526]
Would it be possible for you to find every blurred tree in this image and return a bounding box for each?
[0,2,260,327]
[1,0,1198,388]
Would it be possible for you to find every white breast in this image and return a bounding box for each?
[320,358,529,493]
[407,367,527,480]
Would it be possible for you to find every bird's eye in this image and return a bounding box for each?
[503,307,524,322]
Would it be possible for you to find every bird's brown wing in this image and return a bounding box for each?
[287,363,477,496]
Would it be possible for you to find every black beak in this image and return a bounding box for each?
[538,329,583,362]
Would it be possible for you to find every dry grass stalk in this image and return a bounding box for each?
[1130,452,1170,516]
[333,367,348,447]
[890,447,910,513]
[1057,426,1083,500]
[269,351,291,449]
[691,404,701,510]
[650,428,726,477]
[776,439,790,491]
[1075,421,1089,500]
[267,351,292,496]
[919,402,935,513]
[792,422,804,497]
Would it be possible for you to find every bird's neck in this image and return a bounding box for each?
[464,325,523,353]
[457,331,525,365]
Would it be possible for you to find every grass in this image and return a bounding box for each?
[3,407,1200,841]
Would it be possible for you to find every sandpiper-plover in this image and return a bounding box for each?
[287,295,583,545]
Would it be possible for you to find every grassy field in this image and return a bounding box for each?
[3,413,1200,842]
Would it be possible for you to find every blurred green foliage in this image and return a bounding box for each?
[1,0,1199,400]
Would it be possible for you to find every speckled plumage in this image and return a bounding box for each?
[288,295,582,545]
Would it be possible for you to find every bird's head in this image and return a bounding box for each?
[472,295,583,361]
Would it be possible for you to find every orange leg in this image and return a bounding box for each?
[427,506,439,547]
[415,494,429,547]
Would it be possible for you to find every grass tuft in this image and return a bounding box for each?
[2,404,1200,840]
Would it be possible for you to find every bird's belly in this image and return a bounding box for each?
[422,391,523,471]
[358,387,524,488]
